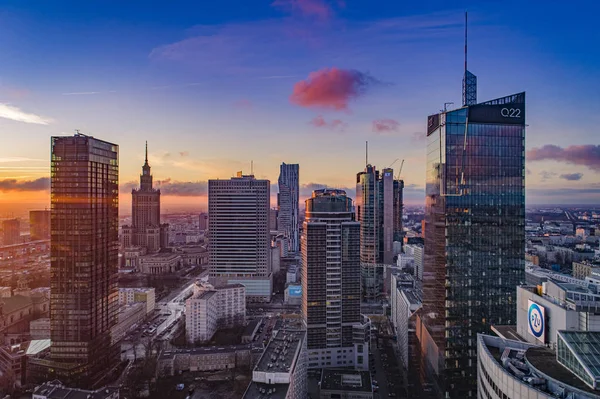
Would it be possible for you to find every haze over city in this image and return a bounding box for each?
[1,0,599,217]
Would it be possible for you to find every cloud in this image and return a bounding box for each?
[309,115,347,131]
[272,0,333,20]
[372,119,400,134]
[0,103,52,125]
[560,173,583,181]
[0,177,50,192]
[122,179,208,196]
[290,68,380,111]
[527,145,600,171]
[179,151,189,157]
[410,131,426,142]
[233,99,253,109]
[61,91,102,96]
[539,171,557,181]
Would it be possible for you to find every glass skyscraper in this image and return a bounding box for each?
[277,163,300,253]
[420,92,526,397]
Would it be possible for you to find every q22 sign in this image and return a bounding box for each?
[527,300,545,343]
[501,107,521,118]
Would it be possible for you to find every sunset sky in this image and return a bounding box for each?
[1,0,599,217]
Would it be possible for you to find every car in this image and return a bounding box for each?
[175,383,185,391]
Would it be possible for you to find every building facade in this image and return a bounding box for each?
[302,189,369,370]
[420,93,526,397]
[2,219,20,246]
[138,252,181,274]
[118,287,155,315]
[356,166,404,300]
[46,133,119,387]
[121,142,168,252]
[199,212,208,231]
[277,163,299,253]
[208,173,272,301]
[29,211,50,241]
[185,282,246,344]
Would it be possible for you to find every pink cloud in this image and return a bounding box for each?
[527,144,600,171]
[272,0,332,20]
[309,115,347,131]
[233,99,253,109]
[372,119,400,134]
[290,68,378,111]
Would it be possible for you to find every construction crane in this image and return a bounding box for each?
[387,158,400,169]
[396,159,404,180]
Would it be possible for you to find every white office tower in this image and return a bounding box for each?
[277,163,299,253]
[208,172,272,302]
[403,243,424,281]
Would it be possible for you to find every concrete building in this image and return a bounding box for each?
[208,173,272,302]
[30,318,50,340]
[0,287,11,298]
[29,211,50,241]
[277,163,300,253]
[199,212,208,231]
[120,142,169,252]
[403,243,424,281]
[118,287,156,315]
[2,219,20,246]
[138,251,181,274]
[270,208,278,231]
[111,302,146,344]
[319,369,373,399]
[243,328,307,399]
[0,339,50,389]
[32,380,119,399]
[185,282,246,344]
[574,261,600,280]
[0,292,49,344]
[157,345,252,376]
[302,189,369,370]
[284,284,302,305]
[286,266,297,284]
[390,273,422,368]
[42,133,119,387]
[477,333,600,399]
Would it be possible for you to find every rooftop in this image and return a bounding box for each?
[255,329,303,374]
[320,368,373,393]
[32,380,118,399]
[159,344,250,360]
[243,319,261,338]
[242,382,289,399]
[491,325,527,343]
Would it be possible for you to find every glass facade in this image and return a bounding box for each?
[422,93,526,397]
[49,134,119,387]
[557,331,600,390]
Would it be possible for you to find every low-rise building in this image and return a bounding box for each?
[284,284,301,305]
[111,303,146,344]
[138,251,181,274]
[185,282,246,344]
[574,260,600,280]
[0,292,49,344]
[119,287,155,314]
[32,380,119,399]
[157,345,252,376]
[319,369,373,399]
[0,287,11,298]
[243,328,307,399]
[0,339,50,388]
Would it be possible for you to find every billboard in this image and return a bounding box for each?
[468,103,525,125]
[287,285,302,297]
[427,113,440,136]
[527,300,546,343]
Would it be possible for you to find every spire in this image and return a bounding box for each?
[144,141,148,165]
[462,11,477,106]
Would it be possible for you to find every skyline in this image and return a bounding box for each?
[1,0,600,216]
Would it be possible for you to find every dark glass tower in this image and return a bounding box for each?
[421,93,526,397]
[277,163,300,253]
[48,133,119,387]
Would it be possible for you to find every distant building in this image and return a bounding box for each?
[185,282,246,344]
[277,163,299,253]
[302,189,369,370]
[0,287,11,298]
[243,327,307,399]
[138,251,181,274]
[573,261,600,280]
[319,369,373,399]
[0,292,49,344]
[403,243,424,281]
[284,284,302,305]
[2,219,20,246]
[121,142,169,252]
[32,380,119,399]
[199,212,209,231]
[209,173,272,302]
[0,339,50,389]
[29,211,50,241]
[118,287,156,315]
[157,345,252,376]
[30,318,50,340]
[269,208,278,231]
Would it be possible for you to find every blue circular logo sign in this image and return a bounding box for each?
[528,303,544,338]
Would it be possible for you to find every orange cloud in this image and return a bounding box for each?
[309,115,347,131]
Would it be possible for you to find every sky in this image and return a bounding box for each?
[1,0,599,217]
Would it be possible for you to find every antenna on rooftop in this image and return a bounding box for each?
[462,11,477,106]
[251,160,254,175]
[365,141,369,166]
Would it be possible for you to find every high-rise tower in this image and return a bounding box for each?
[208,172,272,302]
[277,163,299,253]
[46,133,119,387]
[121,142,168,251]
[420,92,526,397]
[302,189,369,369]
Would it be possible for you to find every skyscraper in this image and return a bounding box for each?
[29,210,50,241]
[2,219,20,245]
[356,165,404,300]
[420,92,526,397]
[208,172,272,302]
[121,142,168,251]
[277,163,299,253]
[47,133,119,387]
[302,189,369,369]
